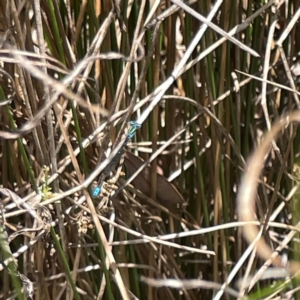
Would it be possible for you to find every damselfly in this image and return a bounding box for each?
[127,121,141,139]
[92,121,141,197]
[92,185,102,197]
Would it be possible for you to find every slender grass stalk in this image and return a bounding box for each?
[50,227,81,300]
[1,0,300,298]
[2,105,39,193]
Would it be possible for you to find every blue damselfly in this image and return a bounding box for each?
[92,121,141,197]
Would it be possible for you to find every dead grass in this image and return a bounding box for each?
[0,0,300,299]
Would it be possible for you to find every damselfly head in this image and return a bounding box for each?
[127,121,141,139]
[129,121,141,128]
[92,186,101,197]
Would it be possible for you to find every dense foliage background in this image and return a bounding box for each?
[0,0,300,299]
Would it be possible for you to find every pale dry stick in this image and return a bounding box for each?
[144,0,197,28]
[215,197,299,300]
[236,140,298,296]
[4,213,300,276]
[56,15,117,275]
[0,52,108,140]
[100,216,214,256]
[97,210,116,300]
[0,49,139,73]
[64,0,75,46]
[276,0,286,9]
[237,111,300,276]
[1,136,132,298]
[113,0,146,113]
[113,221,300,247]
[39,95,242,207]
[141,277,240,298]
[112,0,126,31]
[244,185,300,290]
[248,221,300,291]
[113,114,200,198]
[32,5,70,299]
[0,0,265,191]
[0,50,69,74]
[6,116,128,210]
[68,10,115,167]
[170,0,259,57]
[113,21,161,164]
[72,10,115,102]
[84,192,130,298]
[178,0,275,77]
[137,1,274,125]
[143,0,161,26]
[231,72,240,93]
[57,198,216,256]
[213,76,252,105]
[278,46,300,107]
[235,69,300,96]
[3,214,297,246]
[98,60,142,193]
[137,0,223,124]
[0,48,144,139]
[261,19,278,132]
[236,268,290,292]
[285,283,300,298]
[162,95,245,166]
[52,104,84,291]
[269,5,300,76]
[44,263,155,282]
[6,59,248,210]
[220,166,299,300]
[215,231,261,300]
[167,138,211,182]
[0,229,49,271]
[9,1,46,164]
[276,6,300,47]
[55,102,73,154]
[56,139,131,298]
[238,242,261,299]
[59,37,145,152]
[243,119,296,289]
[1,70,249,212]
[98,1,147,181]
[73,0,88,47]
[0,189,45,226]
